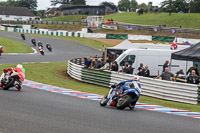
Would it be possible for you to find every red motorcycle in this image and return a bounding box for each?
[0,69,25,90]
[0,46,3,56]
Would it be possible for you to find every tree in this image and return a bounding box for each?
[51,0,70,6]
[118,0,131,12]
[71,0,86,5]
[160,0,187,13]
[190,0,200,13]
[0,0,37,13]
[51,0,86,6]
[36,10,46,18]
[99,2,118,12]
[130,0,138,12]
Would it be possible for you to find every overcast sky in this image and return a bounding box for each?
[37,0,164,10]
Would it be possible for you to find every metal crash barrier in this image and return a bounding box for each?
[68,58,200,105]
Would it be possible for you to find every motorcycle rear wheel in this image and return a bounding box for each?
[116,95,132,110]
[3,78,15,90]
[100,95,108,106]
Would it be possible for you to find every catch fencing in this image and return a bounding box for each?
[68,58,200,105]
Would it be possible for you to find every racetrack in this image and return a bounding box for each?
[0,31,200,133]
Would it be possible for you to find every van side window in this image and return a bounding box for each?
[120,55,135,66]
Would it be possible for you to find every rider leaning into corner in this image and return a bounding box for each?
[113,76,141,109]
[0,64,25,91]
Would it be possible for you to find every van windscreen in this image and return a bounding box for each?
[120,55,136,66]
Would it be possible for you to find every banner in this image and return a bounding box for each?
[106,34,128,40]
[102,24,118,30]
[125,26,134,30]
[152,36,175,42]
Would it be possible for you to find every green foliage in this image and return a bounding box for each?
[130,0,138,12]
[118,0,131,12]
[36,10,46,18]
[190,0,200,13]
[104,12,200,29]
[0,37,33,53]
[160,0,188,13]
[0,0,37,12]
[50,0,86,6]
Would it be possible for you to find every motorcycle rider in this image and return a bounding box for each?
[0,64,25,90]
[46,43,52,50]
[31,37,36,45]
[38,41,43,47]
[21,33,25,40]
[112,76,141,109]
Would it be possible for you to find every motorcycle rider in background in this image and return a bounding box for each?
[0,64,25,91]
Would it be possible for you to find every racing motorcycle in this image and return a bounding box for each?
[38,46,44,55]
[0,69,24,90]
[46,44,52,52]
[0,45,3,56]
[100,79,141,110]
[31,38,36,46]
[21,33,25,40]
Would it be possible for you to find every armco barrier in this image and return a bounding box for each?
[67,58,200,104]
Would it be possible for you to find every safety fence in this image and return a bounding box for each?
[1,25,200,44]
[1,20,200,35]
[68,58,200,105]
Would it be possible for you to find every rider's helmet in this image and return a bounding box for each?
[16,64,23,68]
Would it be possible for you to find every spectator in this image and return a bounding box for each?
[176,68,184,77]
[187,64,199,76]
[90,57,96,69]
[155,67,174,81]
[122,63,130,74]
[137,68,144,76]
[138,63,144,71]
[94,58,104,69]
[187,70,200,84]
[110,18,114,24]
[110,61,118,72]
[128,65,134,74]
[84,57,90,68]
[144,65,150,77]
[163,60,169,72]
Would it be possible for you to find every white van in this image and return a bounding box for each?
[115,49,193,76]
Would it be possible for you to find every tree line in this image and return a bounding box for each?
[0,0,200,14]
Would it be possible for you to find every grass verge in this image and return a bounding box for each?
[0,62,199,112]
[0,37,33,53]
[42,15,90,22]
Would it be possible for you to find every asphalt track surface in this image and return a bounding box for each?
[0,31,200,133]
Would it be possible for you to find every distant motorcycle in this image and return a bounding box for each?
[0,45,3,56]
[100,79,141,110]
[21,33,25,40]
[31,38,36,46]
[38,46,44,55]
[46,43,52,52]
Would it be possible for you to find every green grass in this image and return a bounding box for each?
[0,62,199,112]
[42,15,90,22]
[105,12,200,29]
[0,37,33,53]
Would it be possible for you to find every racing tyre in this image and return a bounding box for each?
[3,78,15,90]
[100,95,108,106]
[116,95,132,110]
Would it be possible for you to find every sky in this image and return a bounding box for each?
[37,0,164,10]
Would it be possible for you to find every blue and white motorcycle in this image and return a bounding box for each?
[100,78,141,110]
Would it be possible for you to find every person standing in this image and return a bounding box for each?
[144,65,150,77]
[187,70,200,84]
[155,67,174,81]
[163,60,169,72]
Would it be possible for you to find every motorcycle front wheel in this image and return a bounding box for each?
[116,95,132,110]
[100,95,108,106]
[3,78,15,90]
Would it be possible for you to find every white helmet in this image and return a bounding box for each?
[16,64,23,68]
